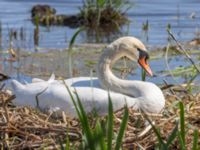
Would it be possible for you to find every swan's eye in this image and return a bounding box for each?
[137,48,149,62]
[145,53,149,61]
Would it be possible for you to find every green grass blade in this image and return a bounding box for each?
[69,27,85,49]
[58,136,65,150]
[68,27,85,77]
[192,129,199,150]
[166,121,178,148]
[143,112,166,147]
[179,101,186,146]
[74,89,89,122]
[94,120,106,150]
[141,68,146,81]
[107,92,114,150]
[178,131,186,150]
[114,105,129,150]
[65,127,70,150]
[63,82,95,149]
[63,81,82,119]
[73,90,95,150]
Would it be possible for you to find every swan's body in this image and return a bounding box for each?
[10,36,165,117]
[11,78,140,117]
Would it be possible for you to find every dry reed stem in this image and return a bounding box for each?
[167,29,200,73]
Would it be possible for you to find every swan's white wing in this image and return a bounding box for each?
[39,83,138,117]
[32,76,101,88]
[72,87,138,115]
[10,80,138,117]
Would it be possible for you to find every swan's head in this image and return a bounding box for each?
[110,36,153,76]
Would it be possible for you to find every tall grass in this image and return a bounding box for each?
[178,101,186,150]
[107,94,114,150]
[80,0,131,41]
[63,81,129,149]
[68,27,85,77]
[82,0,131,12]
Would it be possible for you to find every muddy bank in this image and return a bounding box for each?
[1,42,197,87]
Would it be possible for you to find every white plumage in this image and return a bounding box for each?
[10,36,165,117]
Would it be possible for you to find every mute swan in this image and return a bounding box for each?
[10,36,165,117]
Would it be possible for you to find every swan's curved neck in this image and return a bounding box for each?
[97,48,142,97]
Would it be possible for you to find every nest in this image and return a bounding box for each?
[0,89,199,149]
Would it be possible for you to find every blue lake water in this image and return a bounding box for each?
[0,0,200,49]
[0,0,199,89]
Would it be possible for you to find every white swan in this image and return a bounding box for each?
[10,36,165,117]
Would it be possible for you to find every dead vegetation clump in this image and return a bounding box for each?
[0,88,199,149]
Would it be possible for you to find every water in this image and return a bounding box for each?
[129,0,200,46]
[0,0,199,88]
[0,0,200,49]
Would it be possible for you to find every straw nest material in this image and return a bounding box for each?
[0,88,199,149]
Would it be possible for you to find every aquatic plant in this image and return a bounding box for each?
[80,0,131,37]
[142,20,149,42]
[31,1,131,42]
[34,15,40,48]
[142,20,149,32]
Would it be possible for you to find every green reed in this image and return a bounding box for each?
[63,81,128,150]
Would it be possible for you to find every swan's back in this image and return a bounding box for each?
[31,76,165,114]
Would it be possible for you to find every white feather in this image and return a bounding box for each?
[10,36,165,117]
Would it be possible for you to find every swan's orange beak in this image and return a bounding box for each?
[138,57,153,76]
